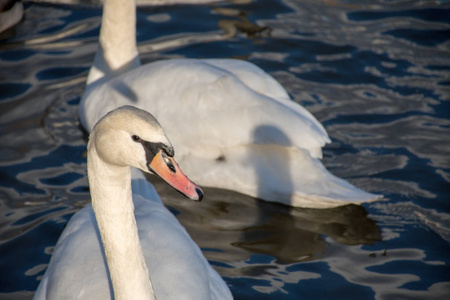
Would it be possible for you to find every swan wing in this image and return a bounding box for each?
[33,206,110,300]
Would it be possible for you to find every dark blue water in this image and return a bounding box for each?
[1,0,449,299]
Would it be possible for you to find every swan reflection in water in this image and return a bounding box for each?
[150,177,381,265]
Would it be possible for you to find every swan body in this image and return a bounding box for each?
[81,59,380,208]
[34,106,232,299]
[79,0,379,210]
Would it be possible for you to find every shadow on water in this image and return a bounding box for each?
[150,125,381,265]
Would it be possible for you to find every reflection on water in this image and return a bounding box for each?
[1,0,449,299]
[153,177,380,263]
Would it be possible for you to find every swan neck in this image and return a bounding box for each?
[88,146,156,300]
[87,0,141,85]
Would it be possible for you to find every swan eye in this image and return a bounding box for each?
[132,135,141,143]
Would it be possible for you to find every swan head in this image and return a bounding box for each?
[89,105,203,201]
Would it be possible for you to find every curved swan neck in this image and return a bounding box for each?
[87,0,141,85]
[87,144,156,300]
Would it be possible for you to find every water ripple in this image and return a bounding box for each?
[0,0,449,299]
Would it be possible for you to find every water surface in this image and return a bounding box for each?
[1,0,449,299]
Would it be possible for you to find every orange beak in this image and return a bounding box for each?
[148,150,203,201]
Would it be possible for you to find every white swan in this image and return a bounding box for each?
[34,106,233,299]
[79,0,380,208]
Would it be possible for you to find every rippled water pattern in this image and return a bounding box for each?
[1,0,449,299]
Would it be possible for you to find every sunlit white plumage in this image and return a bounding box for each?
[34,106,232,300]
[79,0,379,209]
